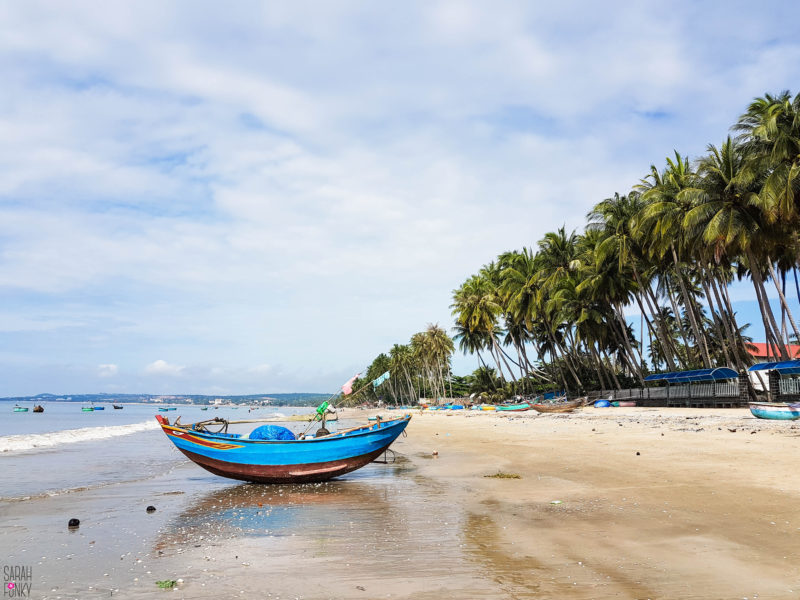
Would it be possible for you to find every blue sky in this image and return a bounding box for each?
[1,2,799,396]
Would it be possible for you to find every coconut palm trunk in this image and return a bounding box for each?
[644,281,687,368]
[670,246,712,368]
[709,275,745,370]
[766,259,800,346]
[699,275,732,366]
[747,248,789,360]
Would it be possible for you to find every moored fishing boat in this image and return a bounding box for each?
[33,405,44,413]
[82,406,94,412]
[531,398,583,413]
[156,413,411,483]
[93,406,105,410]
[496,403,530,412]
[113,404,123,409]
[13,405,29,412]
[748,402,800,420]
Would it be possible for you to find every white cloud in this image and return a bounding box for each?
[145,360,185,377]
[97,364,118,378]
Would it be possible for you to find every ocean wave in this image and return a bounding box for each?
[0,420,160,453]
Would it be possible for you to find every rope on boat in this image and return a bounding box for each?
[372,448,396,464]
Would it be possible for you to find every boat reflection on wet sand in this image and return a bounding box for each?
[153,461,412,553]
[148,457,512,598]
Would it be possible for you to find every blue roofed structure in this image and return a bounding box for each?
[644,367,739,383]
[748,360,800,375]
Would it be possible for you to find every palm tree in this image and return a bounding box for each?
[635,152,715,368]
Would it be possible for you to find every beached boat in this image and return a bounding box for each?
[748,402,800,420]
[156,414,411,483]
[496,403,530,412]
[33,405,44,413]
[480,405,496,411]
[13,405,29,412]
[530,398,583,413]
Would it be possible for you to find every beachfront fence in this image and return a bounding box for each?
[779,378,800,396]
[604,380,740,406]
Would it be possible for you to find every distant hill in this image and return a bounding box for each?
[0,392,331,406]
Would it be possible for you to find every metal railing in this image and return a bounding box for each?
[779,378,800,395]
[607,381,739,401]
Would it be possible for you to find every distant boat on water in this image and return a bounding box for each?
[13,405,29,412]
[94,406,105,410]
[82,406,94,412]
[33,405,44,413]
[113,404,123,409]
[748,402,800,420]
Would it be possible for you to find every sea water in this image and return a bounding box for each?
[0,403,314,500]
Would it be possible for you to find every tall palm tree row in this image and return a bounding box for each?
[342,324,456,406]
[450,90,800,396]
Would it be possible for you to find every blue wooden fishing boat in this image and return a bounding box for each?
[496,402,530,412]
[748,402,800,420]
[156,414,411,483]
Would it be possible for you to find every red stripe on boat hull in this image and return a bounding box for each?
[177,445,391,483]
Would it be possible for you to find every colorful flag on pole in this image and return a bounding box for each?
[372,371,390,389]
[341,373,360,395]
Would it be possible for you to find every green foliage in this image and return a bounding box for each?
[484,472,521,479]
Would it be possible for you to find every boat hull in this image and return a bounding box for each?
[748,402,800,420]
[496,403,530,412]
[158,415,411,484]
[176,444,390,483]
[531,399,582,413]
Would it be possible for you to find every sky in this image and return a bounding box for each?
[1,2,799,396]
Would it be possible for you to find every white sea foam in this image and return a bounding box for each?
[0,420,160,453]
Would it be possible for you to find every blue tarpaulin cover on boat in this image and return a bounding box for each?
[748,360,800,375]
[249,425,296,441]
[644,367,738,383]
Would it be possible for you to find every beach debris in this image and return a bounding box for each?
[156,580,177,589]
[550,500,563,505]
[356,586,366,591]
[636,452,640,455]
[728,428,737,433]
[432,450,438,456]
[68,518,80,529]
[146,505,156,513]
[484,472,521,479]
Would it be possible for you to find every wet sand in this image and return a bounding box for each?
[4,407,800,598]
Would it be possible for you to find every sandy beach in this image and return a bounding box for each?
[4,406,800,599]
